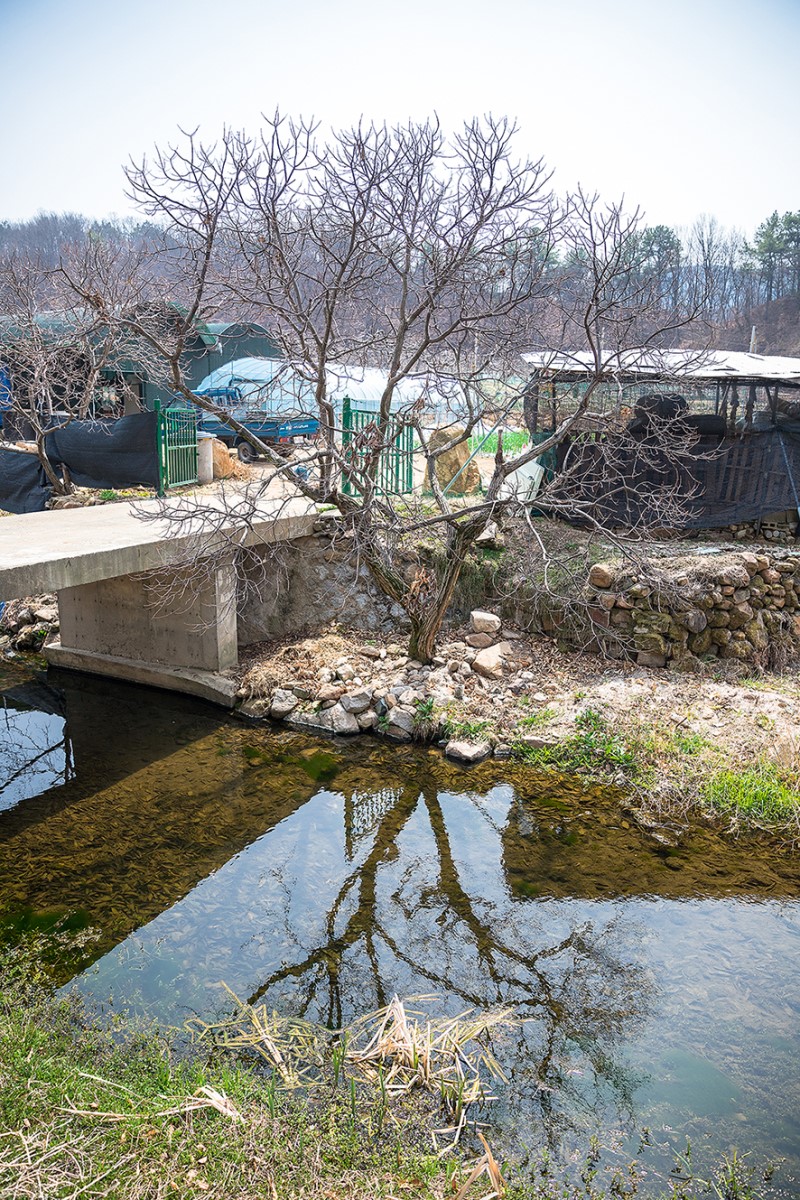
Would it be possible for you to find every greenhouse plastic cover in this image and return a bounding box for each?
[196,358,466,418]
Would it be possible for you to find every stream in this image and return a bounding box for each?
[1,660,799,1194]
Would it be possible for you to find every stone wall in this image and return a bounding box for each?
[238,519,404,645]
[0,595,59,651]
[584,551,800,671]
[231,514,800,674]
[690,509,797,546]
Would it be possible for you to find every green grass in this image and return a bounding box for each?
[630,724,712,764]
[518,706,556,729]
[412,697,436,725]
[671,730,709,756]
[442,715,491,740]
[0,938,771,1200]
[0,938,448,1199]
[412,697,440,741]
[512,708,800,836]
[701,763,800,827]
[513,708,636,776]
[468,430,530,456]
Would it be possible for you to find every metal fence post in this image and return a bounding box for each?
[154,399,167,497]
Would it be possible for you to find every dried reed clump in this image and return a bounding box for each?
[187,990,519,1151]
[345,995,516,1151]
[346,994,510,1095]
[186,985,330,1088]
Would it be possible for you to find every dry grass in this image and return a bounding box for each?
[346,996,514,1149]
[189,992,518,1152]
[188,985,330,1088]
[0,1126,138,1199]
[0,945,765,1200]
[238,631,365,698]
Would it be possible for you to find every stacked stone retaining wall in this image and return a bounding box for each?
[584,551,800,671]
[237,518,406,645]
[237,521,800,674]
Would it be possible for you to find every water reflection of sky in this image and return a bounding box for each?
[73,782,800,1196]
[0,703,69,813]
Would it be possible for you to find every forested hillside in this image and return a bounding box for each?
[1,206,798,353]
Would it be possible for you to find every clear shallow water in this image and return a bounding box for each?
[1,661,799,1194]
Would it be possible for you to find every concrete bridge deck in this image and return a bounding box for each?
[0,492,316,598]
[0,492,318,705]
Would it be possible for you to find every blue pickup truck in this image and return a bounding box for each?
[193,357,319,462]
[195,386,318,462]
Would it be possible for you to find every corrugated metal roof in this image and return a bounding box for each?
[0,313,82,341]
[521,348,800,385]
[164,303,216,346]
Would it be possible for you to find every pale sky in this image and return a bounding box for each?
[1,0,797,237]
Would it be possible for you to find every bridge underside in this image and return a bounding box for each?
[46,557,240,706]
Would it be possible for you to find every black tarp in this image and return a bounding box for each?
[546,427,800,530]
[0,448,52,513]
[44,411,159,490]
[0,411,160,513]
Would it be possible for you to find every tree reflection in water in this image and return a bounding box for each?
[246,779,653,1147]
[0,689,72,813]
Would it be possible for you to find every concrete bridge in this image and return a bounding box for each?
[0,494,317,704]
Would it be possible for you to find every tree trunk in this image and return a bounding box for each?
[408,611,443,663]
[406,529,476,663]
[35,435,71,495]
[355,507,487,665]
[523,380,540,436]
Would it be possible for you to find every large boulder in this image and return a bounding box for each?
[270,688,299,719]
[33,603,58,624]
[465,632,494,649]
[326,703,362,734]
[445,739,491,763]
[340,688,373,714]
[429,428,481,495]
[472,641,512,679]
[290,702,360,735]
[13,623,49,650]
[239,698,272,719]
[470,609,501,635]
[720,563,751,589]
[588,563,615,589]
[385,707,415,741]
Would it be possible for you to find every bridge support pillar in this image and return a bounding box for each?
[45,557,239,706]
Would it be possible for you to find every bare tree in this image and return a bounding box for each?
[103,115,561,658]
[56,116,706,661]
[0,249,126,494]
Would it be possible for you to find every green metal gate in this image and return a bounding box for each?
[341,396,414,497]
[155,400,199,495]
